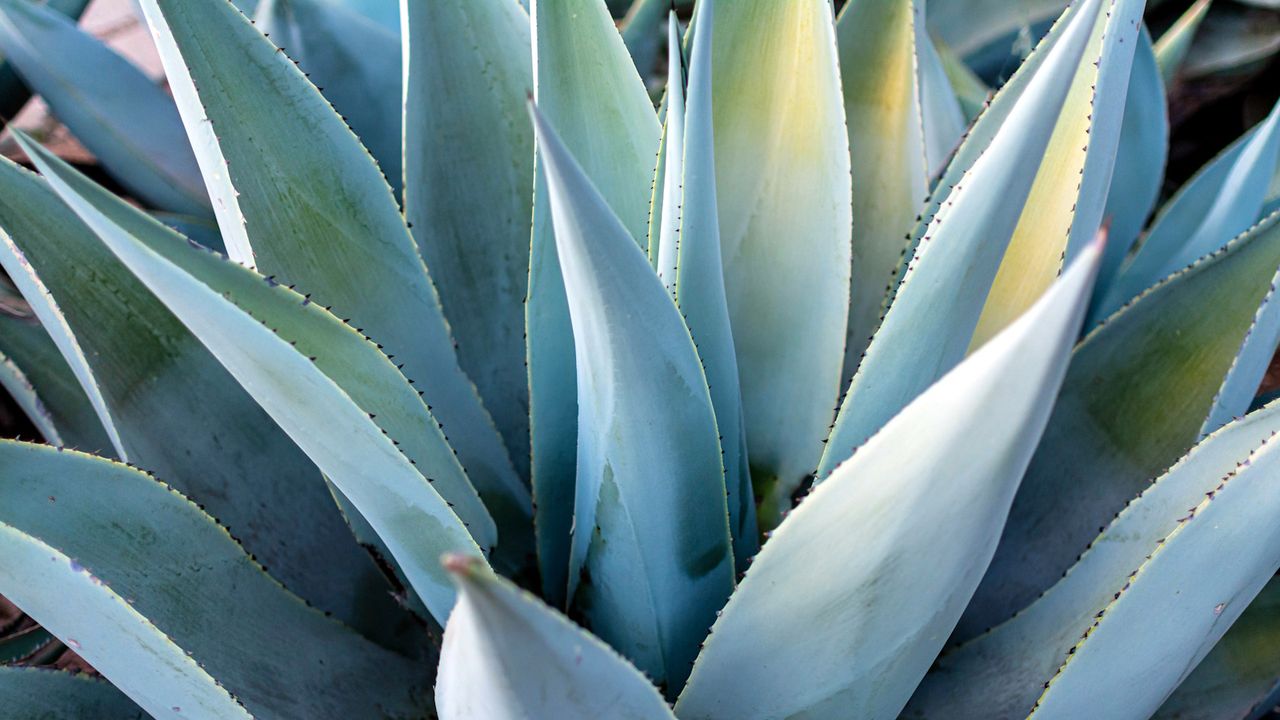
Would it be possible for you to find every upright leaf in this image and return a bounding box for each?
[676,243,1101,720]
[0,0,208,214]
[436,556,676,720]
[1154,0,1214,85]
[402,0,534,482]
[710,0,852,523]
[0,441,431,720]
[653,11,685,293]
[961,211,1280,638]
[819,0,1102,478]
[138,0,531,569]
[534,105,733,694]
[527,0,661,605]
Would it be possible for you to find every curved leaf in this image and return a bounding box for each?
[527,0,661,605]
[0,154,398,635]
[402,0,534,483]
[0,441,431,720]
[19,134,488,625]
[436,556,676,720]
[0,0,91,127]
[710,0,852,523]
[676,243,1100,720]
[0,0,207,215]
[534,104,733,693]
[0,315,110,452]
[819,0,1103,478]
[139,0,531,571]
[0,667,143,720]
[929,0,1067,58]
[961,210,1280,638]
[908,400,1280,719]
[1154,0,1213,85]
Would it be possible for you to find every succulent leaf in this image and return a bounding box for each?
[676,241,1101,720]
[0,441,432,720]
[0,667,143,719]
[0,0,91,125]
[18,134,489,625]
[402,0,535,484]
[528,0,661,606]
[436,556,677,720]
[928,0,1068,59]
[1153,0,1214,86]
[533,103,733,694]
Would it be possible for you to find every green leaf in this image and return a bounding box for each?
[0,315,111,452]
[908,399,1280,719]
[436,556,677,720]
[620,0,671,79]
[0,153,400,636]
[935,39,990,121]
[0,667,143,720]
[961,210,1280,639]
[1153,577,1280,720]
[819,0,1105,479]
[256,0,403,194]
[1153,0,1213,86]
[675,242,1101,720]
[152,212,223,253]
[533,104,733,694]
[674,0,757,568]
[18,133,489,626]
[928,0,1067,58]
[1100,97,1280,318]
[402,0,535,483]
[0,624,55,663]
[836,0,965,386]
[0,0,208,215]
[709,0,852,524]
[138,0,531,571]
[0,441,432,720]
[0,0,91,123]
[527,0,661,606]
[1182,3,1280,79]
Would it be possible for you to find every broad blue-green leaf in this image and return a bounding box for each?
[620,0,671,79]
[256,0,402,193]
[908,400,1280,719]
[534,104,733,694]
[19,134,490,626]
[402,0,534,483]
[1101,97,1280,317]
[1153,577,1280,720]
[676,242,1100,720]
[332,0,398,31]
[152,212,223,253]
[527,0,661,605]
[674,0,757,568]
[0,0,207,215]
[837,0,965,384]
[0,667,143,719]
[928,0,1067,58]
[961,210,1280,638]
[138,0,531,570]
[819,0,1104,478]
[1182,3,1280,79]
[0,441,431,720]
[0,623,55,663]
[936,40,991,121]
[0,153,398,635]
[1095,27,1168,298]
[436,556,677,720]
[710,0,852,524]
[0,315,110,452]
[0,0,91,123]
[1154,0,1213,85]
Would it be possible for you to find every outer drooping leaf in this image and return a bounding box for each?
[0,667,143,720]
[0,0,91,124]
[908,400,1280,719]
[0,441,431,720]
[0,0,207,215]
[138,0,531,570]
[1153,577,1280,720]
[0,315,111,452]
[960,210,1280,638]
[256,0,403,194]
[819,0,1103,478]
[527,0,661,605]
[1154,0,1214,85]
[928,0,1067,58]
[710,0,852,524]
[534,105,733,694]
[1100,97,1280,318]
[402,0,534,482]
[674,0,757,568]
[675,242,1101,720]
[436,556,676,720]
[1095,27,1168,298]
[20,135,489,625]
[837,0,965,385]
[0,153,400,636]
